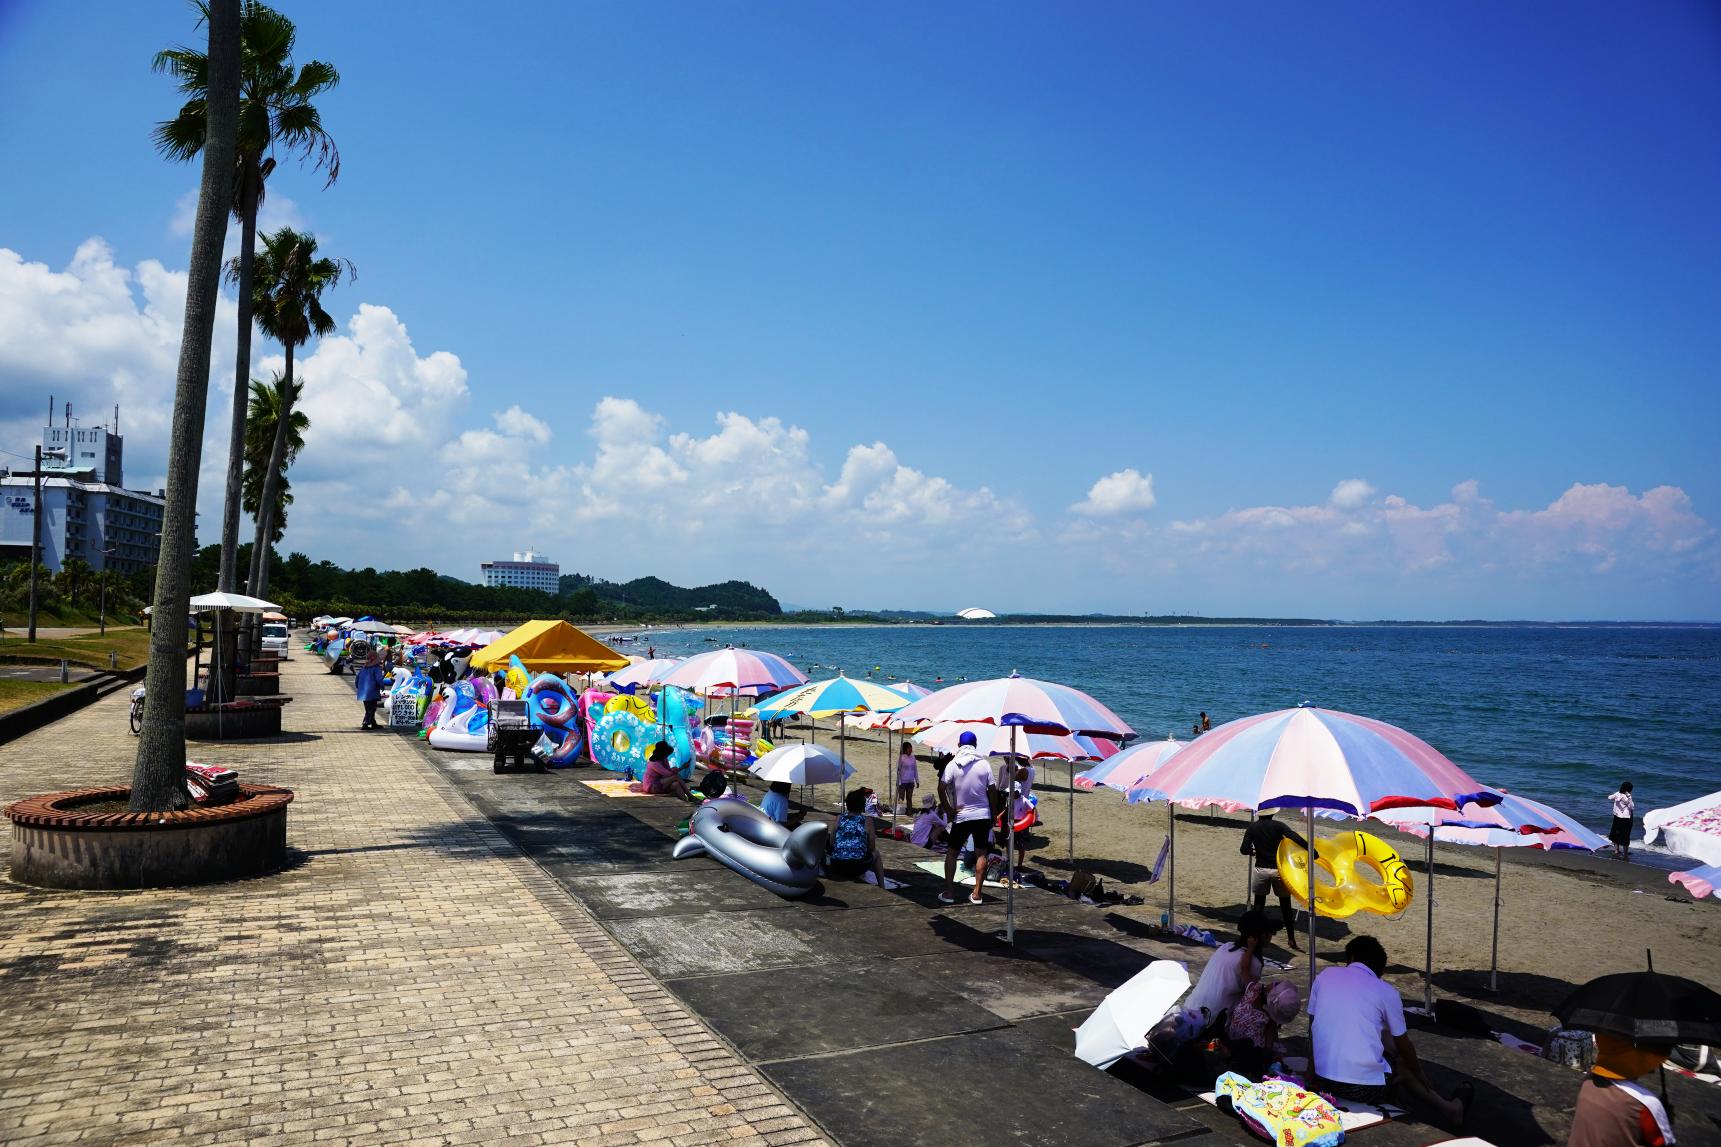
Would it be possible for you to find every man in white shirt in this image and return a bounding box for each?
[938,731,996,904]
[1309,936,1468,1127]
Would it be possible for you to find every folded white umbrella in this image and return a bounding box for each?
[1074,959,1190,1070]
[749,744,854,786]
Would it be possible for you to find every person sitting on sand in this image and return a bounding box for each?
[1310,936,1470,1128]
[1569,1034,1675,1147]
[1240,810,1308,951]
[1225,980,1301,1073]
[910,794,948,849]
[828,788,888,887]
[896,743,920,813]
[1178,910,1274,1038]
[638,741,692,801]
[760,780,792,824]
[938,731,997,905]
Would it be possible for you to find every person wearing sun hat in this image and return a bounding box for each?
[938,729,996,904]
[910,793,948,849]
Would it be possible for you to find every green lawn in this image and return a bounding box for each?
[0,679,76,715]
[0,627,154,670]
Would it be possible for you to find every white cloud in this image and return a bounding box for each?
[493,405,551,444]
[1329,478,1376,510]
[1072,468,1157,516]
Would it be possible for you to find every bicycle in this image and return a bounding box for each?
[129,686,146,735]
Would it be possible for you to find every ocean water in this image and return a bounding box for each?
[640,624,1721,841]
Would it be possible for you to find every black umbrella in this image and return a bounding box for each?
[1555,970,1721,1045]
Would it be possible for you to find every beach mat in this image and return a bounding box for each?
[581,779,654,798]
[914,859,1016,889]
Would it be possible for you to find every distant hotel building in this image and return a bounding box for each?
[0,412,169,576]
[481,549,560,593]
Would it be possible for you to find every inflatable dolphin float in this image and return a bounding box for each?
[672,801,828,898]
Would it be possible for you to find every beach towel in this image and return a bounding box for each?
[1149,834,1171,884]
[914,859,1014,888]
[580,779,656,799]
[1198,1085,1400,1133]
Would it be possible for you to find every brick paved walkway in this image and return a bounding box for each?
[0,655,831,1147]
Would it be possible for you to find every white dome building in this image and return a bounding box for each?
[955,607,997,620]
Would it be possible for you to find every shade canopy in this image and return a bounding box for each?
[887,673,1134,739]
[1643,790,1721,867]
[348,619,396,634]
[1670,864,1721,901]
[469,620,629,674]
[749,743,854,786]
[654,648,807,695]
[1126,705,1496,818]
[753,675,911,720]
[261,611,287,621]
[1076,737,1185,793]
[188,591,279,613]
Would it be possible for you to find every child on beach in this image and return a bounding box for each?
[910,795,948,849]
[896,744,919,813]
[760,781,792,824]
[1608,782,1635,859]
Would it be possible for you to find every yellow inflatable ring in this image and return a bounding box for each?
[604,693,657,722]
[1276,830,1414,919]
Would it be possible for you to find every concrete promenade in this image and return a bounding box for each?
[0,654,831,1146]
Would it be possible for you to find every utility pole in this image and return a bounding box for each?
[28,445,42,643]
[24,444,67,643]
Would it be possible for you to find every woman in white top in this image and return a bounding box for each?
[1608,781,1635,859]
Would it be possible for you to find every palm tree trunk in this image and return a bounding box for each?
[217,158,261,594]
[132,0,240,814]
[249,340,294,599]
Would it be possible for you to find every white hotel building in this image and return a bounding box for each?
[481,549,560,593]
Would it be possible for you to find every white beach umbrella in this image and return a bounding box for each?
[1074,960,1191,1070]
[188,591,279,613]
[750,744,854,786]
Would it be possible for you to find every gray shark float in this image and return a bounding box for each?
[672,800,827,897]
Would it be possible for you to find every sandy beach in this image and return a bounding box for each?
[730,713,1718,1036]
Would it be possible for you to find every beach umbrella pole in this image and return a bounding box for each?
[1246,810,1256,902]
[1489,847,1502,993]
[1305,806,1317,1007]
[1168,802,1177,932]
[1424,833,1436,1012]
[1006,726,1017,944]
[1068,759,1076,871]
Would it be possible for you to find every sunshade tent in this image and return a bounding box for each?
[750,744,854,786]
[469,620,629,674]
[188,591,279,612]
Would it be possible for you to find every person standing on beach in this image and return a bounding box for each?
[1240,811,1307,950]
[939,730,996,904]
[896,742,919,813]
[354,650,386,729]
[1608,782,1636,860]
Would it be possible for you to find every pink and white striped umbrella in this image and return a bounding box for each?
[886,673,1134,739]
[1125,705,1495,817]
[913,722,1107,760]
[1075,736,1186,792]
[605,657,684,689]
[653,648,807,696]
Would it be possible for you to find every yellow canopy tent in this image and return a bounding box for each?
[469,619,630,674]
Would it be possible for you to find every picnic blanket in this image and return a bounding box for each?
[1197,1086,1402,1132]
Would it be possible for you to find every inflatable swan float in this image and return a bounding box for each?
[672,801,828,898]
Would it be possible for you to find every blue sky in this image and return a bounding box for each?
[2,1,1718,618]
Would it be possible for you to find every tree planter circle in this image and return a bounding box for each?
[5,784,293,890]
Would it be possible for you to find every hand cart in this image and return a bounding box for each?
[487,698,542,774]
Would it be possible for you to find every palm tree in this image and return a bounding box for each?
[247,227,349,597]
[134,0,241,814]
[242,373,308,544]
[153,0,339,596]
